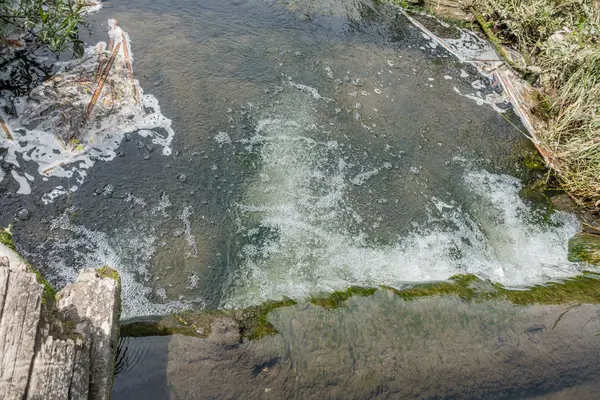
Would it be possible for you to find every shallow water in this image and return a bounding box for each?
[0,0,587,318]
[113,293,600,399]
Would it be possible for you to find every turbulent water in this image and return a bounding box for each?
[221,89,580,307]
[0,0,588,317]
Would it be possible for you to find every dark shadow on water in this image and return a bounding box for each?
[113,336,173,400]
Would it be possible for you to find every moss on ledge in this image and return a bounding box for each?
[2,226,56,305]
[27,265,57,306]
[120,273,600,341]
[568,233,600,266]
[237,298,297,340]
[310,286,377,309]
[97,266,121,282]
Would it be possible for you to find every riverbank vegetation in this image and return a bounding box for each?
[387,1,600,208]
[0,0,86,51]
[470,0,600,207]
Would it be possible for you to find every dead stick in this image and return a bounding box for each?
[94,43,106,83]
[0,117,12,140]
[470,9,529,77]
[86,42,122,121]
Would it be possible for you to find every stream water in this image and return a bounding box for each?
[0,0,585,317]
[0,0,598,397]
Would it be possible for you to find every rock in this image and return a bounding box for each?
[177,174,187,183]
[0,256,41,400]
[57,268,120,400]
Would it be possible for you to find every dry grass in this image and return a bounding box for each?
[472,0,600,205]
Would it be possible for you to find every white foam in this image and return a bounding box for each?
[214,131,232,145]
[0,21,176,201]
[10,170,31,194]
[41,206,188,318]
[179,206,199,258]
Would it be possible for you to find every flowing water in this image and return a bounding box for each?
[0,0,598,397]
[0,0,585,316]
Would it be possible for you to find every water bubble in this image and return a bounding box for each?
[352,78,364,87]
[15,208,30,221]
[177,174,187,183]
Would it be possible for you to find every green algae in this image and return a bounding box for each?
[386,273,600,305]
[496,274,600,305]
[568,233,600,265]
[237,298,297,340]
[520,150,547,171]
[386,274,480,301]
[310,286,378,309]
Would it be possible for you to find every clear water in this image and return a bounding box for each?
[0,0,585,317]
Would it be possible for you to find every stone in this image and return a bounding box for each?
[57,268,121,400]
[0,258,41,400]
[0,244,120,400]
